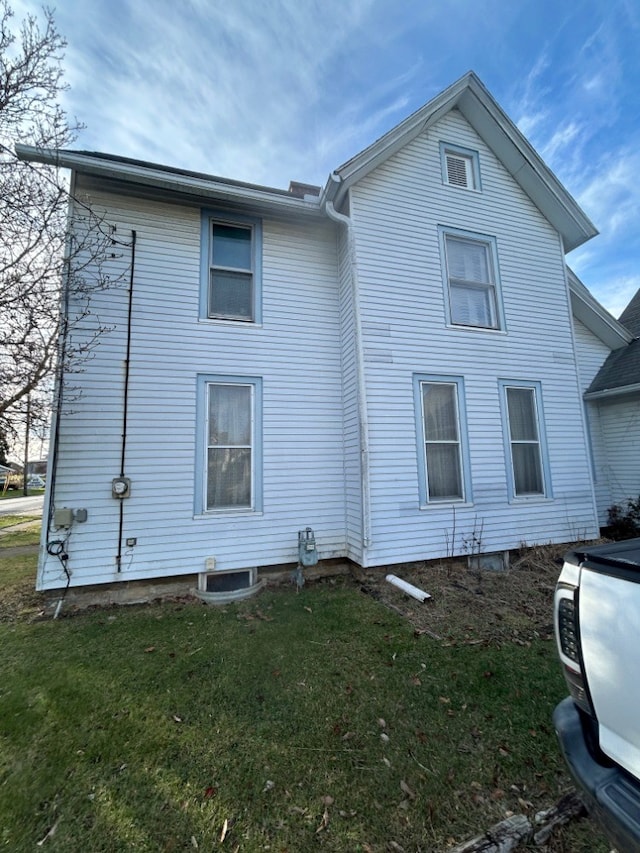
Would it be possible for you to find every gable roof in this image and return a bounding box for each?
[587,287,640,398]
[568,269,632,351]
[619,288,640,337]
[322,71,597,252]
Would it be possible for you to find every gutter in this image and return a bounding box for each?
[324,184,371,551]
[584,382,640,401]
[16,144,323,217]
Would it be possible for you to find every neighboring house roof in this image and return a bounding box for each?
[17,72,596,251]
[587,287,640,398]
[323,71,598,252]
[619,288,640,337]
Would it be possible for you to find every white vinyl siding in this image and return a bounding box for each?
[590,397,640,523]
[347,108,597,565]
[37,189,345,591]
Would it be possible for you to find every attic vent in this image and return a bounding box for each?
[441,143,480,191]
[446,153,471,187]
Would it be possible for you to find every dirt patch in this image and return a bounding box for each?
[0,579,46,623]
[352,542,583,646]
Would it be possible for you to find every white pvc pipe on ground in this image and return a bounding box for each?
[385,574,431,602]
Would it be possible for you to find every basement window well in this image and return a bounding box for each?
[195,567,263,604]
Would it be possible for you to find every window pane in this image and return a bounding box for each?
[210,270,253,320]
[512,444,544,495]
[212,224,251,270]
[209,385,251,445]
[450,282,495,327]
[507,388,538,441]
[423,384,458,441]
[207,448,251,508]
[426,444,462,500]
[446,237,489,283]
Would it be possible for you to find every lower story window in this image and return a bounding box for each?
[501,382,548,498]
[197,375,262,513]
[414,375,470,505]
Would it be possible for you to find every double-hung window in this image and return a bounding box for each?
[440,228,503,330]
[196,375,263,513]
[500,381,549,499]
[201,212,262,323]
[414,375,471,505]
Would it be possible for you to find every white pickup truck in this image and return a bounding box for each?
[554,539,640,851]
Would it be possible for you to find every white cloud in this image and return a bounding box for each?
[577,149,640,239]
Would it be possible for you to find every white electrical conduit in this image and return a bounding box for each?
[385,574,432,602]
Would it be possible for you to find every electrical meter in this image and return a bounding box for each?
[111,477,131,499]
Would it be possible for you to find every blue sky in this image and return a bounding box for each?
[14,0,640,317]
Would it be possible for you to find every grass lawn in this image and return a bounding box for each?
[0,489,45,500]
[0,530,609,852]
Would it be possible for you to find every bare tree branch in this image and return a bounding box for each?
[0,1,124,445]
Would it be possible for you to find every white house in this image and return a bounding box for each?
[16,71,629,595]
[580,286,640,523]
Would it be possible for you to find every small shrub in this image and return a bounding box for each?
[606,496,640,540]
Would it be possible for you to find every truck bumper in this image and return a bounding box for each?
[554,697,640,852]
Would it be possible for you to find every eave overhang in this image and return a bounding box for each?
[15,144,324,218]
[567,269,632,351]
[322,72,598,252]
[584,382,640,401]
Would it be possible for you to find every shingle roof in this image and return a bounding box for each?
[588,288,640,395]
[619,289,640,337]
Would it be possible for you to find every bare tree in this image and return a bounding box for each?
[0,1,119,449]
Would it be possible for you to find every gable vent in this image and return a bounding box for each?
[446,154,470,187]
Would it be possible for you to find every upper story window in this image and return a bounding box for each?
[200,211,262,323]
[439,227,504,331]
[440,142,480,191]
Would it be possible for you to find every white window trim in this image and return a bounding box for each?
[438,226,505,332]
[199,210,263,324]
[440,142,481,191]
[413,374,473,507]
[499,380,552,502]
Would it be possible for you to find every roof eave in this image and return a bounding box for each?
[15,144,323,217]
[584,382,640,401]
[568,269,632,350]
[325,71,597,252]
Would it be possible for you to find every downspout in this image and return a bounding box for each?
[325,185,371,551]
[116,229,137,571]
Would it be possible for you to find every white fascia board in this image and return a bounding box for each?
[457,85,597,252]
[15,144,323,217]
[322,71,597,252]
[328,75,471,208]
[568,270,632,350]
